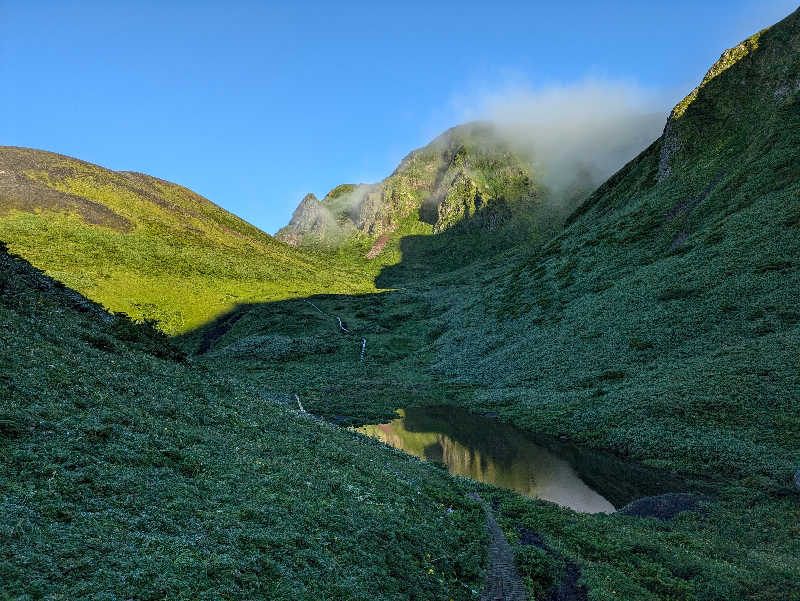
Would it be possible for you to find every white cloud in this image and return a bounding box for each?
[455,78,668,202]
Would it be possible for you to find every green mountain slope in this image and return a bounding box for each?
[208,7,800,486]
[0,243,489,599]
[193,9,800,599]
[0,147,375,332]
[450,7,800,478]
[2,8,798,601]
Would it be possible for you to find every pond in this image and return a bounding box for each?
[354,406,686,514]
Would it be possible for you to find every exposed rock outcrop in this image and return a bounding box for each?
[619,493,714,521]
[278,122,542,249]
[276,193,339,246]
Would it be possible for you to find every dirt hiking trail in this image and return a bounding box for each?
[470,493,528,601]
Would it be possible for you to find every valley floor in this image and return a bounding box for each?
[184,250,799,600]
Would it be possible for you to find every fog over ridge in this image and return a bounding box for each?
[280,79,670,242]
[465,79,669,200]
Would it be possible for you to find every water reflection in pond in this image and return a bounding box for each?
[355,406,685,514]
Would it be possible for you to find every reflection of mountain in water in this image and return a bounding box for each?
[357,408,616,514]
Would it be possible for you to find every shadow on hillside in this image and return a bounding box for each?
[375,233,473,288]
[182,209,549,353]
[375,217,544,289]
[2,239,714,505]
[183,290,394,356]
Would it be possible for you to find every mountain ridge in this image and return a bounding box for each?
[0,145,376,332]
[276,121,550,254]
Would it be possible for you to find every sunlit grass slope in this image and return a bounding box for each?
[0,147,376,333]
[0,243,488,600]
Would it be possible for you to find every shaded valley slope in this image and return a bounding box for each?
[192,9,800,599]
[0,243,488,600]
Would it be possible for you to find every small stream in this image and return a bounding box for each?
[354,406,686,514]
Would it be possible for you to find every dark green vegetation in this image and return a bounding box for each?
[2,8,800,601]
[0,244,488,600]
[0,148,376,333]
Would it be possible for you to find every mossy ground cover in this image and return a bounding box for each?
[0,247,490,600]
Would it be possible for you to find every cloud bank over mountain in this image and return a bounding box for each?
[457,79,668,201]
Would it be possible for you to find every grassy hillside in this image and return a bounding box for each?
[202,5,800,490]
[0,243,492,600]
[450,7,800,480]
[2,8,798,601]
[0,147,376,333]
[192,8,800,599]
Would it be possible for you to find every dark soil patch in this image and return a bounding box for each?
[517,528,588,601]
[0,176,132,232]
[664,168,727,221]
[545,564,588,601]
[619,492,714,521]
[518,527,549,550]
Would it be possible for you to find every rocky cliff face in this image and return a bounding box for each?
[276,193,342,246]
[276,122,544,251]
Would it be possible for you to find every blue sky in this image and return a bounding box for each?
[2,1,796,234]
